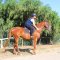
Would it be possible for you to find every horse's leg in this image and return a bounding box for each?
[13,44,17,55]
[33,37,37,54]
[13,37,20,55]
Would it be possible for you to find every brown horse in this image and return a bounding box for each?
[4,21,51,55]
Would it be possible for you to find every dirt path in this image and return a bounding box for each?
[0,45,60,60]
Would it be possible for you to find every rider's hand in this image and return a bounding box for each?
[37,28,39,30]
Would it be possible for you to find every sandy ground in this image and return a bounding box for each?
[0,45,60,60]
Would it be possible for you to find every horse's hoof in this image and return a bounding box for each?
[2,49,7,53]
[32,53,36,55]
[13,53,17,55]
[2,51,6,53]
[17,53,22,55]
[13,51,17,55]
[17,51,23,55]
[18,51,20,53]
[17,52,20,55]
[32,52,36,55]
[17,51,20,55]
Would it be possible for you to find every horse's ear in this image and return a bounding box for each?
[45,20,51,25]
[44,19,48,22]
[43,19,47,22]
[45,20,50,24]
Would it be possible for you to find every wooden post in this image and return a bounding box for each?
[22,38,23,47]
[0,38,8,48]
[20,38,23,47]
[0,39,3,48]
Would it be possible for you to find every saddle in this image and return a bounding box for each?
[24,27,30,34]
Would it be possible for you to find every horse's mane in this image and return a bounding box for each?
[36,20,49,28]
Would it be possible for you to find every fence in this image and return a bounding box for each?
[0,37,52,48]
[0,37,24,48]
[0,38,8,48]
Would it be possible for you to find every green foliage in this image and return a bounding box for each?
[0,0,60,43]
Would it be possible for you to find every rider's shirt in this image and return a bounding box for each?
[25,18,35,27]
[31,18,35,26]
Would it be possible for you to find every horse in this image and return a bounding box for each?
[3,21,51,55]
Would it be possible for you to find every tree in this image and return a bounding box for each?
[0,0,60,43]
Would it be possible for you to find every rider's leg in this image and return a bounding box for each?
[30,26,35,36]
[25,24,35,36]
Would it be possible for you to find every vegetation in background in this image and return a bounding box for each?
[0,0,60,44]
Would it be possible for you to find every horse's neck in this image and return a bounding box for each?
[37,24,44,29]
[38,26,44,32]
[36,23,45,32]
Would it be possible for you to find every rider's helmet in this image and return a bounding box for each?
[31,13,36,17]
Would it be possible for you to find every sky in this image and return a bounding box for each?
[40,0,60,16]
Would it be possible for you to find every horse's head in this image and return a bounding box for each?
[44,21,51,31]
[36,21,51,32]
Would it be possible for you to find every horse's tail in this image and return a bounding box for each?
[3,29,12,48]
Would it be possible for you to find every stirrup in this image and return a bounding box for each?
[31,36,33,38]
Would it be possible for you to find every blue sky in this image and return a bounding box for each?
[40,0,60,16]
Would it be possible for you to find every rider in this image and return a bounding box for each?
[25,13,39,36]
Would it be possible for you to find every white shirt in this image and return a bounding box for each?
[30,18,39,30]
[30,18,35,25]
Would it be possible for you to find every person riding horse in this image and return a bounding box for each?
[25,13,39,36]
[3,13,51,55]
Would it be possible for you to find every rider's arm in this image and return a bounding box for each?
[33,23,39,30]
[31,19,39,30]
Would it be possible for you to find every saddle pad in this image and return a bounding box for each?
[24,27,30,34]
